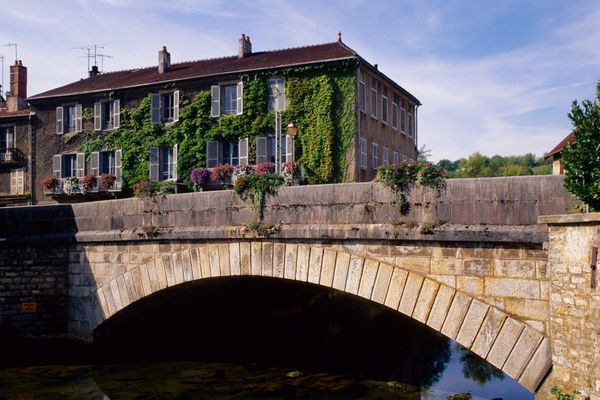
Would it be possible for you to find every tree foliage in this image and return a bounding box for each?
[562,81,600,210]
[443,152,551,178]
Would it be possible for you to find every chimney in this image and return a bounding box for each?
[158,46,171,74]
[89,65,99,78]
[238,34,252,58]
[7,60,27,112]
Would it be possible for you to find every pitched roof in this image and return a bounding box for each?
[0,108,30,118]
[545,131,575,158]
[28,42,358,100]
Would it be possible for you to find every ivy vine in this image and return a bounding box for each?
[81,62,358,191]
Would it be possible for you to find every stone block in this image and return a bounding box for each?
[332,252,350,291]
[319,249,337,287]
[503,326,543,380]
[426,285,455,331]
[371,263,393,304]
[109,279,123,311]
[296,245,310,282]
[261,242,273,277]
[208,244,221,277]
[494,259,536,278]
[457,276,484,296]
[358,259,379,299]
[272,243,285,279]
[504,299,548,323]
[429,274,456,288]
[218,243,231,276]
[163,255,176,286]
[283,243,298,280]
[398,272,424,316]
[471,307,507,358]
[181,250,194,282]
[345,256,364,295]
[116,275,131,308]
[308,247,324,284]
[198,246,212,278]
[239,243,251,276]
[138,264,152,296]
[398,256,431,274]
[463,259,493,276]
[412,278,439,323]
[486,317,525,370]
[431,257,463,275]
[518,337,552,392]
[485,277,540,299]
[171,253,185,284]
[96,287,110,318]
[123,271,139,304]
[456,299,489,348]
[384,268,408,310]
[228,243,241,276]
[441,291,471,339]
[251,242,262,276]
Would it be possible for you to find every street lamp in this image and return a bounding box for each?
[286,121,298,163]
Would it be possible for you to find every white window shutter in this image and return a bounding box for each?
[149,147,160,182]
[75,104,83,133]
[285,135,294,164]
[150,93,160,123]
[210,85,220,117]
[91,151,99,176]
[256,136,268,164]
[94,102,101,131]
[206,140,219,168]
[173,91,180,122]
[56,107,64,135]
[113,100,120,128]
[114,149,122,190]
[238,138,249,166]
[236,81,243,115]
[172,144,178,181]
[76,153,85,178]
[53,155,62,178]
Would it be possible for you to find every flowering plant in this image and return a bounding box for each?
[255,162,275,175]
[81,175,97,194]
[211,163,233,183]
[232,165,254,185]
[190,168,211,190]
[281,161,302,186]
[418,162,446,189]
[41,176,59,191]
[99,173,116,190]
[63,177,80,196]
[133,179,153,198]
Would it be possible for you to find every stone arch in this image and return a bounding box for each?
[84,241,550,392]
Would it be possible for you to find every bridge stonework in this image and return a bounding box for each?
[0,176,590,396]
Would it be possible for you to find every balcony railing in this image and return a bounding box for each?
[0,148,25,166]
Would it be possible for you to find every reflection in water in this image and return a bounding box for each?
[0,277,533,399]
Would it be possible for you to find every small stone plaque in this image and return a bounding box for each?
[21,302,37,313]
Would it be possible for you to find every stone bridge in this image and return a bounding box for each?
[2,175,597,397]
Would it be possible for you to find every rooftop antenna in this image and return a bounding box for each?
[96,53,113,72]
[0,55,4,97]
[5,43,17,60]
[73,44,105,73]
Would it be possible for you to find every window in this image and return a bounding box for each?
[360,138,367,170]
[268,77,286,112]
[400,107,406,134]
[52,153,85,178]
[408,112,414,138]
[94,100,120,131]
[56,104,82,134]
[90,150,123,191]
[211,81,243,117]
[391,102,398,130]
[0,126,15,162]
[370,88,377,118]
[402,154,408,162]
[149,145,178,181]
[392,151,399,164]
[381,95,388,125]
[382,147,389,165]
[10,168,24,195]
[359,81,366,113]
[371,142,379,169]
[256,136,290,165]
[206,139,249,168]
[151,91,179,124]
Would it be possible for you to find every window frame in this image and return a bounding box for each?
[94,99,120,131]
[10,168,24,195]
[392,151,399,164]
[360,138,367,170]
[370,88,378,119]
[391,102,398,130]
[408,112,414,138]
[151,90,179,124]
[371,142,379,170]
[381,95,388,125]
[56,103,82,134]
[382,146,389,165]
[211,80,243,117]
[400,107,406,134]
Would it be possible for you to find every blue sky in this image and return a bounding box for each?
[1,0,598,161]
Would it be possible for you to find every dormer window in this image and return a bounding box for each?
[151,91,180,124]
[94,100,120,131]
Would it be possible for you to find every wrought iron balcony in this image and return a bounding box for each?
[0,148,25,166]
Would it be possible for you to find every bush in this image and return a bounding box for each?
[190,168,211,189]
[281,161,302,185]
[99,173,116,190]
[81,175,97,194]
[562,81,600,210]
[211,163,233,183]
[255,162,276,175]
[132,180,154,198]
[40,176,59,191]
[234,172,284,221]
[232,165,254,186]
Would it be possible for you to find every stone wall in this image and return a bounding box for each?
[540,213,600,400]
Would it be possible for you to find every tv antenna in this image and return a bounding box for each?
[0,55,4,97]
[96,53,114,72]
[5,43,17,60]
[73,44,108,72]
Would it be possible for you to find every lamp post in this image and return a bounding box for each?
[286,121,298,163]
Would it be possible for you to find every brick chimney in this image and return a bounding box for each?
[158,46,171,74]
[89,65,99,78]
[238,34,252,58]
[6,60,27,112]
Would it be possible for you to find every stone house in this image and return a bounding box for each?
[0,60,32,207]
[27,34,420,204]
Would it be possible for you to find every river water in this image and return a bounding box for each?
[0,277,535,399]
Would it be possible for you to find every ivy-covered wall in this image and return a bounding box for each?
[81,61,357,191]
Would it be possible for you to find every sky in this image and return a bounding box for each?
[0,0,598,161]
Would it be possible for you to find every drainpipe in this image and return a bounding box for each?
[28,111,35,205]
[415,104,419,156]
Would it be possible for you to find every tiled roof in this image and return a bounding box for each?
[28,42,358,100]
[0,108,31,118]
[546,132,575,158]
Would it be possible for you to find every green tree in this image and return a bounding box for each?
[562,81,600,210]
[417,144,432,163]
